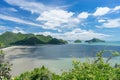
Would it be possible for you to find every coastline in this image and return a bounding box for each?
[3,45,72,76]
[2,44,120,76]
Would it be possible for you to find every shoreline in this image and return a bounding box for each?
[2,45,120,76]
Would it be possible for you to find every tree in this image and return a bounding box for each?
[0,43,12,80]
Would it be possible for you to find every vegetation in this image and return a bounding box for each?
[15,66,60,80]
[15,50,120,80]
[0,32,67,46]
[85,38,105,43]
[74,40,82,43]
[0,43,12,80]
[49,38,68,44]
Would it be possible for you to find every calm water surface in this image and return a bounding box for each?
[4,43,120,76]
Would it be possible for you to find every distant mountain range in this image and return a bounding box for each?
[0,32,67,46]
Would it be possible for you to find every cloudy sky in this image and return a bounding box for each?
[0,0,120,41]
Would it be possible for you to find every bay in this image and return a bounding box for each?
[3,43,120,76]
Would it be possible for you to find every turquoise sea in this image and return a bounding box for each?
[4,41,120,76]
[81,41,120,46]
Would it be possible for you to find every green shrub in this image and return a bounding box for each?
[0,44,12,80]
[15,66,60,80]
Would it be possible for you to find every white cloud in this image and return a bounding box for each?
[78,12,89,19]
[0,26,8,31]
[112,6,120,13]
[113,6,120,11]
[0,8,17,12]
[5,0,60,14]
[5,0,88,31]
[0,14,43,27]
[6,0,81,31]
[8,8,18,12]
[97,18,120,28]
[98,19,106,23]
[93,5,120,16]
[93,7,110,16]
[35,28,110,40]
[5,0,70,14]
[0,11,81,32]
[12,27,26,33]
[36,9,80,30]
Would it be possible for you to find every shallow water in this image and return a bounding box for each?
[4,44,120,76]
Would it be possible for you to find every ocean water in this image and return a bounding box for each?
[84,41,120,46]
[4,42,120,76]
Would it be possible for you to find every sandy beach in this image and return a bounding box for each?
[3,46,73,76]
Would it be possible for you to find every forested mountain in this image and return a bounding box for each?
[85,38,105,43]
[74,40,82,43]
[0,32,67,46]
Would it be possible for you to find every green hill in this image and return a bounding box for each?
[74,40,82,43]
[11,37,44,45]
[85,38,105,43]
[0,32,67,46]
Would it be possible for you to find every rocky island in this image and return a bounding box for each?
[74,40,82,43]
[85,38,105,43]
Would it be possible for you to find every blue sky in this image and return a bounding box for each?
[0,0,120,41]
